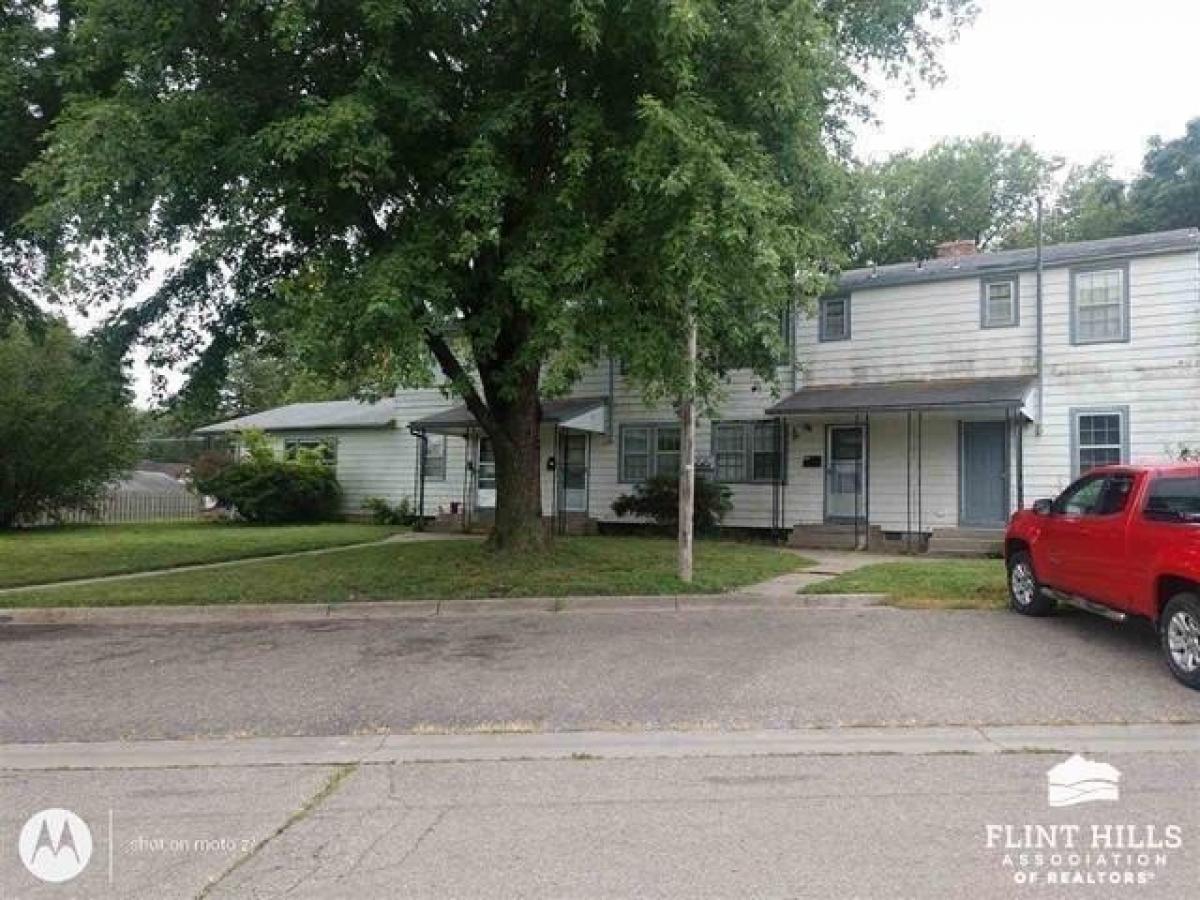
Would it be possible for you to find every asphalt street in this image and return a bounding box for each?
[1,606,1197,743]
[2,745,1198,899]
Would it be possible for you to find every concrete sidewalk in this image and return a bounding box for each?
[737,548,919,599]
[3,732,1197,899]
[4,722,1200,771]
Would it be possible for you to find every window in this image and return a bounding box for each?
[1072,407,1128,476]
[777,305,794,363]
[620,424,681,482]
[1053,473,1134,517]
[1071,265,1128,344]
[284,438,337,466]
[423,434,447,481]
[1054,474,1106,516]
[1096,474,1135,516]
[981,277,1018,328]
[819,297,850,342]
[621,426,650,481]
[655,426,681,478]
[712,421,783,483]
[1144,476,1200,523]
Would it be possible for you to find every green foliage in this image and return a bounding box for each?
[1130,119,1200,233]
[843,135,1057,266]
[167,347,354,435]
[191,431,341,524]
[0,1,67,326]
[362,496,416,527]
[7,537,810,607]
[15,0,974,544]
[612,474,732,533]
[0,320,139,527]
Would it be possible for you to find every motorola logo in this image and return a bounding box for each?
[18,808,93,883]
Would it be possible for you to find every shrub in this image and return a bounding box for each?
[191,430,341,523]
[362,496,416,526]
[0,321,139,527]
[612,474,732,534]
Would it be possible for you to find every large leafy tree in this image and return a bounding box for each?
[0,320,139,527]
[1130,118,1200,233]
[0,1,73,326]
[21,0,974,550]
[1005,158,1133,247]
[842,134,1057,265]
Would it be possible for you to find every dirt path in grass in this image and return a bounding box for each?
[0,531,481,596]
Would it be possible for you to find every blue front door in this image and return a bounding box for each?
[960,421,1007,526]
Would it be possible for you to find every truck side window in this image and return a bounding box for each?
[1054,475,1107,516]
[1095,474,1135,516]
[1144,476,1200,523]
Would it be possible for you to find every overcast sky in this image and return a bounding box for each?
[855,0,1200,176]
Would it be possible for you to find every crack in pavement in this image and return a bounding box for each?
[195,763,359,899]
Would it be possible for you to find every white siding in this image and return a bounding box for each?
[1023,250,1200,501]
[308,245,1200,530]
[795,272,1038,387]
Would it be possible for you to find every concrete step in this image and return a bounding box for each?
[788,524,862,550]
[926,527,1004,559]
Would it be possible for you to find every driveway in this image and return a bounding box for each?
[2,605,1196,743]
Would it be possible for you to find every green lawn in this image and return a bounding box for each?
[803,559,1008,609]
[2,537,810,608]
[0,522,400,588]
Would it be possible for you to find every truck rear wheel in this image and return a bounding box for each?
[1007,551,1055,617]
[1161,593,1200,690]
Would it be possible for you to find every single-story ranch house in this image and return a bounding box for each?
[197,227,1200,554]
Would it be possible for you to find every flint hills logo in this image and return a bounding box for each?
[1047,754,1121,807]
[18,808,93,883]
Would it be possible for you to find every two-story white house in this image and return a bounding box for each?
[198,228,1200,554]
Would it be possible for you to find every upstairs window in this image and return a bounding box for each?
[981,277,1018,328]
[1072,407,1128,476]
[819,296,850,342]
[1071,265,1128,344]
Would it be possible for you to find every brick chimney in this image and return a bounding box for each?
[935,239,978,259]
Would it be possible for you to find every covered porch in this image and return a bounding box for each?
[408,397,608,534]
[767,376,1034,554]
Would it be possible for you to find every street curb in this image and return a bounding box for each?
[3,723,1198,770]
[0,593,889,626]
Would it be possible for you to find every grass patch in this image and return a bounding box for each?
[4,537,809,608]
[803,559,1008,610]
[0,522,401,588]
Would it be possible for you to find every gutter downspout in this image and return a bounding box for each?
[607,358,616,438]
[1035,196,1045,436]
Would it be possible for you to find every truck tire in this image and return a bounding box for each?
[1161,592,1200,691]
[1007,551,1055,617]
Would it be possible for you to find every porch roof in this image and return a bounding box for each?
[766,376,1033,416]
[409,396,609,436]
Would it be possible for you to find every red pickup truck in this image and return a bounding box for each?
[1005,463,1200,690]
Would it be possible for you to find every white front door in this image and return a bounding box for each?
[476,438,496,509]
[826,425,866,522]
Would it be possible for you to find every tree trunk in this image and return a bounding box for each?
[483,370,546,553]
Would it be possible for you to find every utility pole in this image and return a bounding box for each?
[678,298,697,583]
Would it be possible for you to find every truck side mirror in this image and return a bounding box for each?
[1032,499,1054,516]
